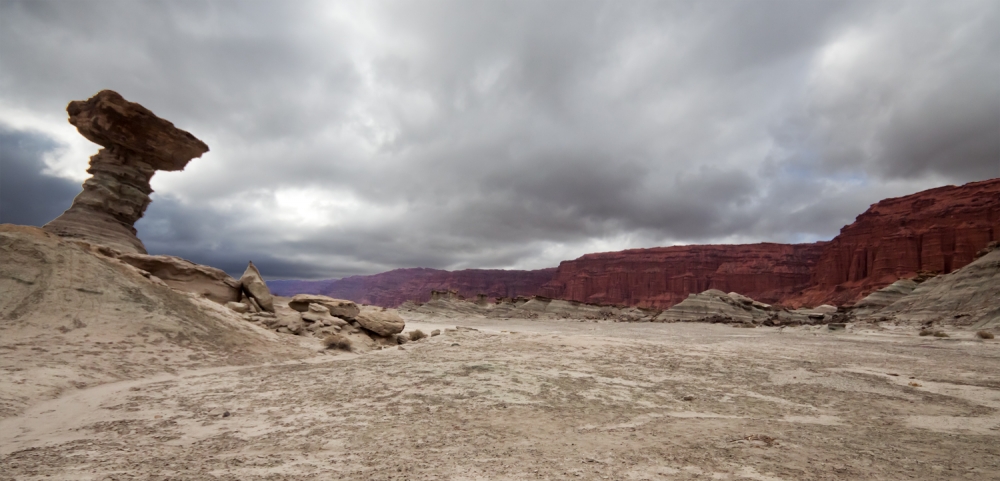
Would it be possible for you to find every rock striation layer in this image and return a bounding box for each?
[44,90,209,254]
[538,243,825,309]
[855,245,1000,328]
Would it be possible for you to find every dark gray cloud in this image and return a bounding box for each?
[1,0,997,279]
[0,124,78,226]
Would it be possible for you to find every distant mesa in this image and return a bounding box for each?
[273,178,999,310]
[43,89,209,254]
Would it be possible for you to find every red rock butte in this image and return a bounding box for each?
[786,178,1000,307]
[541,178,999,309]
[538,243,825,309]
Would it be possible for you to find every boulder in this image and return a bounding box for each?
[43,90,209,254]
[225,302,249,314]
[301,304,348,327]
[117,253,240,304]
[355,306,405,336]
[287,294,360,319]
[240,261,274,313]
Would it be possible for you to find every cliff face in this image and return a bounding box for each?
[538,243,825,309]
[787,178,1000,307]
[270,178,999,310]
[269,267,556,307]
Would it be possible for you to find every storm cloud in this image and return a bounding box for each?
[1,0,997,279]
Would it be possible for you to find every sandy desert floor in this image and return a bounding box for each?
[2,319,999,480]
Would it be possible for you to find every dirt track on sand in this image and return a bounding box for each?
[2,319,999,480]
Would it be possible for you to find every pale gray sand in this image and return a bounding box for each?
[2,320,999,480]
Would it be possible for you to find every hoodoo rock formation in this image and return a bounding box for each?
[538,243,825,309]
[43,90,209,254]
[786,178,1000,307]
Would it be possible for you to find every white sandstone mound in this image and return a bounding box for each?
[850,278,920,318]
[653,289,770,324]
[856,247,1000,328]
[0,225,312,418]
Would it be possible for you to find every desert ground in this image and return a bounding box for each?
[2,318,998,481]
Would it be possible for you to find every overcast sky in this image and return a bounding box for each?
[1,0,998,279]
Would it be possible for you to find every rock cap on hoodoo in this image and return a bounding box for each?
[67,89,208,170]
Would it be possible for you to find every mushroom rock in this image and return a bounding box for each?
[43,90,209,254]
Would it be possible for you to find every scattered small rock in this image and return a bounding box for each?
[225,301,249,313]
[681,395,695,401]
[828,323,846,331]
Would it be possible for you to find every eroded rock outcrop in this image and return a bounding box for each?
[788,178,1000,307]
[354,306,406,336]
[288,294,360,319]
[849,279,920,318]
[117,253,241,304]
[653,289,770,324]
[43,90,209,254]
[856,246,1000,328]
[240,261,274,313]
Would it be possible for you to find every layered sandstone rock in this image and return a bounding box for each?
[858,247,1000,328]
[287,294,360,319]
[653,289,770,324]
[788,178,1000,307]
[849,279,920,318]
[43,90,209,254]
[117,253,241,304]
[354,306,406,336]
[538,243,825,309]
[269,267,557,307]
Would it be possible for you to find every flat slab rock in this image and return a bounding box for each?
[288,294,360,319]
[118,253,241,304]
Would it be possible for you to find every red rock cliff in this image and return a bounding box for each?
[538,243,826,309]
[269,267,556,307]
[786,178,1000,307]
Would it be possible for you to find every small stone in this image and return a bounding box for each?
[681,395,695,401]
[431,329,441,336]
[222,411,230,418]
[398,346,406,350]
[225,301,249,314]
[451,343,460,347]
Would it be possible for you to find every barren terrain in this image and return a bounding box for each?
[2,318,998,480]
